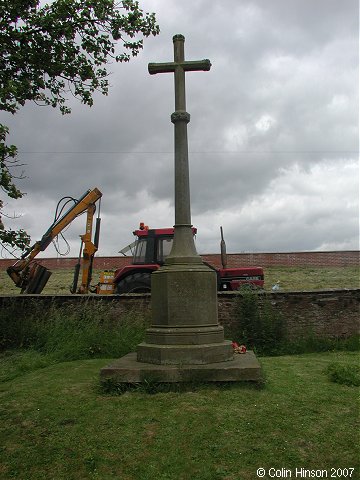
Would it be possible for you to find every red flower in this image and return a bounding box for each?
[232,342,247,354]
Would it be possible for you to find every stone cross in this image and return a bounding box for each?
[100,34,262,379]
[135,34,232,367]
[148,34,211,264]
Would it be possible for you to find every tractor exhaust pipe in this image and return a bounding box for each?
[94,217,101,249]
[220,226,227,269]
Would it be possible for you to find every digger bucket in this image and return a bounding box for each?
[22,263,52,294]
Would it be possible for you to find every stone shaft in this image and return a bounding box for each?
[148,34,211,264]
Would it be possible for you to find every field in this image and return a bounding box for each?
[1,263,359,479]
[0,351,359,479]
[0,265,359,294]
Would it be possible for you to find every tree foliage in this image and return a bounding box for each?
[0,124,31,251]
[0,0,159,113]
[0,0,159,253]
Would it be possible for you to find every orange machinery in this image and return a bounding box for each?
[7,188,102,294]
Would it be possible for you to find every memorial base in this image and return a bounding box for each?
[100,351,262,383]
[137,341,233,365]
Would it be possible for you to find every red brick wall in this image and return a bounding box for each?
[203,251,359,268]
[0,251,358,270]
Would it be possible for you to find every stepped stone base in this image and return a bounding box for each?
[137,341,233,365]
[100,351,262,383]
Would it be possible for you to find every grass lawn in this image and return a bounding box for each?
[0,351,359,479]
[264,266,359,292]
[0,266,359,295]
[0,268,86,295]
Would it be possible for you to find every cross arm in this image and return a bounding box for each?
[148,62,176,74]
[148,59,211,75]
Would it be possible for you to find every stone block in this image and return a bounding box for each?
[137,341,233,365]
[100,351,262,383]
[151,263,219,328]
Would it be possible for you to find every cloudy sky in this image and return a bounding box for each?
[1,0,359,259]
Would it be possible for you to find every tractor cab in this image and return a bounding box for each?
[113,224,197,293]
[132,225,179,265]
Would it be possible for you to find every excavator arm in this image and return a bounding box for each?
[71,201,101,294]
[7,188,102,294]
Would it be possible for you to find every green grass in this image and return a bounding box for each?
[0,266,359,295]
[325,362,360,386]
[0,279,358,478]
[0,268,106,295]
[0,351,359,479]
[0,301,150,360]
[264,266,359,291]
[1,263,358,478]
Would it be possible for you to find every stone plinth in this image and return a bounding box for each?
[149,263,219,333]
[100,351,262,383]
[137,341,234,365]
[137,263,233,365]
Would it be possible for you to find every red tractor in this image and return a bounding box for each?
[112,224,264,294]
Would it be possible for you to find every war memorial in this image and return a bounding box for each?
[100,34,261,384]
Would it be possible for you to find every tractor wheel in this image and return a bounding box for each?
[116,272,151,294]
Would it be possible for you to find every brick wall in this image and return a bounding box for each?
[1,289,359,341]
[1,250,358,270]
[218,290,360,341]
[203,251,359,268]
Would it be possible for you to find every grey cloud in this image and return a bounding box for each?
[1,0,358,256]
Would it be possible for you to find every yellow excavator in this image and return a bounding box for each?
[7,188,102,294]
